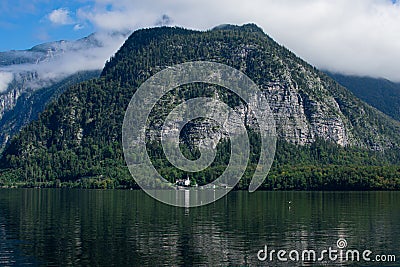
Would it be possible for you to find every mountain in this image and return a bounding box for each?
[0,70,100,152]
[327,72,400,121]
[0,24,399,190]
[0,33,101,66]
[0,33,127,151]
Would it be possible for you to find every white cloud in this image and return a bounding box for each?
[75,0,400,81]
[0,32,127,90]
[73,24,84,31]
[0,72,13,93]
[48,8,74,25]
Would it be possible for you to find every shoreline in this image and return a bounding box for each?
[1,185,399,191]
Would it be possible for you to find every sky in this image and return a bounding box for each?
[0,0,400,81]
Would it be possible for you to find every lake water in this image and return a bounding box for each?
[0,189,398,266]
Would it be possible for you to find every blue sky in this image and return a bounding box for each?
[0,1,96,51]
[0,0,399,81]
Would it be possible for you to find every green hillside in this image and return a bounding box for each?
[327,72,400,121]
[0,25,399,189]
[0,70,100,152]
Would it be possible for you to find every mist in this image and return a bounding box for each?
[0,32,127,92]
[0,72,13,93]
[2,0,399,94]
[75,0,400,82]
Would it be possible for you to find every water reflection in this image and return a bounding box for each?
[0,218,15,266]
[0,190,398,266]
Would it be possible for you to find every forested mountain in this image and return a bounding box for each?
[0,70,100,152]
[0,24,399,189]
[0,33,126,151]
[327,72,400,121]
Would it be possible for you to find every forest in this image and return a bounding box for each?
[0,25,399,190]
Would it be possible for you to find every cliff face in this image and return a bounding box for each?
[0,33,103,115]
[0,85,21,120]
[261,69,350,146]
[148,72,351,150]
[101,24,399,150]
[0,34,106,151]
[0,71,100,152]
[1,25,399,185]
[0,72,38,120]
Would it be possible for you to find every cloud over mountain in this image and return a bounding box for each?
[2,0,399,85]
[72,0,400,81]
[0,72,13,93]
[0,32,127,91]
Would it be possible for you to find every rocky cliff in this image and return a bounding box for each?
[0,34,111,151]
[100,24,400,150]
[0,24,399,187]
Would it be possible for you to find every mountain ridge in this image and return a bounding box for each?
[0,33,103,66]
[327,72,400,122]
[0,70,100,152]
[0,32,129,151]
[0,24,399,189]
[102,25,400,149]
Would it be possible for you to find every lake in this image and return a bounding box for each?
[0,189,398,266]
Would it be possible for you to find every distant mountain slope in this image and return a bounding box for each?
[0,33,101,66]
[0,70,100,152]
[0,32,128,152]
[0,25,399,189]
[327,72,400,121]
[0,33,105,120]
